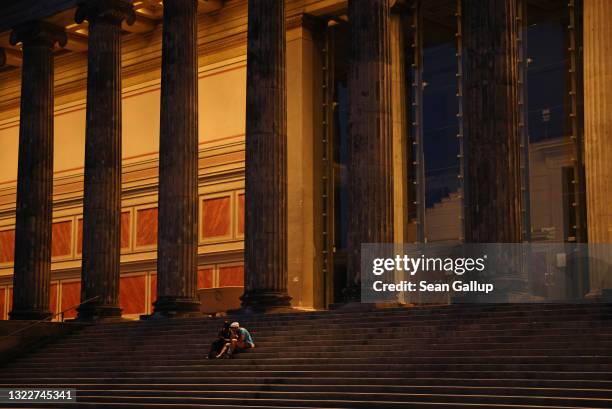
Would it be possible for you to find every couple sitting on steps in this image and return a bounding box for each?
[208,321,255,359]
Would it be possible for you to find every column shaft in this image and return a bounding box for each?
[345,0,394,302]
[462,0,522,243]
[154,0,200,315]
[241,0,292,311]
[584,0,612,294]
[9,22,65,321]
[76,0,134,320]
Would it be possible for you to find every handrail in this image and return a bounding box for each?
[2,295,100,339]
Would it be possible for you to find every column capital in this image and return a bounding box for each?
[75,0,135,26]
[10,21,66,49]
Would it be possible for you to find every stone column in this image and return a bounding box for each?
[584,0,612,295]
[76,0,134,320]
[390,12,409,304]
[154,0,201,316]
[241,0,292,312]
[345,0,394,302]
[462,0,525,301]
[8,22,65,321]
[462,0,522,243]
[390,13,408,246]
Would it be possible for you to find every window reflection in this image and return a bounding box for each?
[526,1,578,243]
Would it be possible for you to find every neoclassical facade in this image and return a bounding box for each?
[0,0,610,320]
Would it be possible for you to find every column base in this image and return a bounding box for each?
[9,309,53,321]
[238,290,292,314]
[153,296,202,318]
[586,288,612,302]
[76,304,122,321]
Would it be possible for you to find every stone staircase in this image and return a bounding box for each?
[1,304,612,408]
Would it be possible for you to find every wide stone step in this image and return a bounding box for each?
[2,383,611,399]
[3,377,612,389]
[81,308,612,327]
[2,369,612,380]
[10,356,612,372]
[41,328,612,345]
[66,389,612,407]
[54,331,610,350]
[6,361,612,377]
[31,343,612,360]
[80,304,612,325]
[17,346,612,362]
[0,402,581,409]
[37,338,612,356]
[81,309,612,333]
[7,392,611,409]
[81,318,610,338]
[75,319,611,340]
[66,321,612,342]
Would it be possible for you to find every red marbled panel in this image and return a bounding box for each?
[202,197,231,238]
[150,273,157,309]
[136,208,158,246]
[237,194,245,235]
[219,265,244,287]
[51,221,72,258]
[120,275,146,315]
[121,212,130,250]
[0,229,15,263]
[50,283,58,316]
[76,219,83,254]
[198,268,213,289]
[60,281,81,320]
[0,288,5,320]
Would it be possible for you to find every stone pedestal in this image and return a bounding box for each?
[76,0,134,320]
[345,0,394,302]
[241,0,292,312]
[154,0,201,316]
[9,22,65,321]
[584,0,612,295]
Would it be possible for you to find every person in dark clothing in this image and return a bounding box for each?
[207,320,232,359]
[216,321,255,358]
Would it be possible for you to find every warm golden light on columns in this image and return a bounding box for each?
[584,0,612,295]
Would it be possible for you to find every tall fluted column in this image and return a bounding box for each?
[76,0,134,320]
[241,0,292,312]
[462,0,522,243]
[461,0,525,301]
[345,0,394,302]
[584,0,612,295]
[9,22,65,321]
[154,0,201,316]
